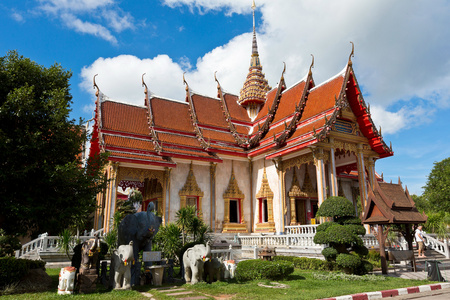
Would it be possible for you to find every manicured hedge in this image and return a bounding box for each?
[235,259,294,282]
[273,256,335,271]
[0,257,45,288]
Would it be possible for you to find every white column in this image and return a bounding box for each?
[314,148,327,206]
[356,144,368,210]
[329,139,338,196]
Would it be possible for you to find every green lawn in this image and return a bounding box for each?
[1,268,435,300]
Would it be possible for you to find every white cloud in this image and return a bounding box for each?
[62,13,117,44]
[36,0,134,43]
[80,0,450,135]
[11,10,24,22]
[80,55,185,109]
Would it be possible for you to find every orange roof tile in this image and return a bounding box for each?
[224,94,251,123]
[103,134,155,151]
[192,94,229,129]
[272,81,306,124]
[101,101,149,135]
[150,97,193,132]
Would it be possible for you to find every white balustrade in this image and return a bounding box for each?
[18,229,105,258]
[211,245,234,260]
[423,233,450,258]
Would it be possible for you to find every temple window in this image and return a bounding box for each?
[255,168,275,232]
[222,164,247,233]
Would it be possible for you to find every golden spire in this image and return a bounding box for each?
[238,0,270,119]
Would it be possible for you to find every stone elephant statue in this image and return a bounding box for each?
[110,241,134,290]
[79,233,100,275]
[118,202,162,285]
[223,260,236,279]
[204,256,223,283]
[57,266,76,295]
[183,242,211,284]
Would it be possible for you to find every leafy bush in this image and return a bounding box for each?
[367,249,381,261]
[322,247,338,261]
[336,253,361,270]
[356,260,374,275]
[0,257,44,288]
[0,229,21,257]
[154,223,183,263]
[316,196,356,220]
[235,259,294,282]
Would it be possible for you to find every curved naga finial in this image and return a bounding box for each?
[348,41,355,66]
[281,61,286,81]
[308,54,315,76]
[183,72,189,91]
[93,74,98,89]
[93,74,99,96]
[142,73,148,95]
[214,71,218,83]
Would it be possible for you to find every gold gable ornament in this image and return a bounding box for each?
[179,163,204,211]
[222,166,247,233]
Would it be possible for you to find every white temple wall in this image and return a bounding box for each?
[169,163,189,222]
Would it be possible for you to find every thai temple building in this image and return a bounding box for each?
[89,2,393,235]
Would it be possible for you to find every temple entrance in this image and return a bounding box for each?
[229,199,239,223]
[295,199,306,225]
[260,198,269,223]
[311,200,319,223]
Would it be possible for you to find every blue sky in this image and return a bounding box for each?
[1,0,449,195]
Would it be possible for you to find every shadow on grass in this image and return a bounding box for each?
[285,274,306,281]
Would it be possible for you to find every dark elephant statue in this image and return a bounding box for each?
[118,202,162,286]
[79,233,100,275]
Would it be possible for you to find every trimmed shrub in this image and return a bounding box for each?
[235,259,294,282]
[325,225,358,245]
[336,253,361,270]
[0,257,28,288]
[273,256,335,271]
[356,260,374,275]
[316,221,337,233]
[316,196,355,220]
[322,247,338,261]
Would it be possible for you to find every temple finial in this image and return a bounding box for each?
[348,41,355,66]
[93,74,99,97]
[252,1,256,31]
[309,54,315,76]
[142,73,148,95]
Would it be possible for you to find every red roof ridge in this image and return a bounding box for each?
[215,73,250,148]
[184,76,212,151]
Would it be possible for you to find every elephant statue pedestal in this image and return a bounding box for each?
[77,274,98,294]
[147,265,167,286]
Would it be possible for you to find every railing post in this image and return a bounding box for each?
[445,239,450,259]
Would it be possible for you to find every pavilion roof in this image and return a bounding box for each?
[362,179,427,225]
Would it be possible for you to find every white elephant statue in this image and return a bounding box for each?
[111,241,135,290]
[183,242,211,284]
[223,260,236,279]
[57,266,76,295]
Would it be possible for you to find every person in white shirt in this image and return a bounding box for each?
[415,225,426,258]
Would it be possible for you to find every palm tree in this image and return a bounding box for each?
[57,228,75,260]
[176,206,196,245]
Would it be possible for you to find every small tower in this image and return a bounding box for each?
[238,0,270,119]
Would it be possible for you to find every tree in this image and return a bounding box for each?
[314,196,370,274]
[176,206,196,245]
[423,157,450,212]
[0,51,108,238]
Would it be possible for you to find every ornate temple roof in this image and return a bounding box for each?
[88,6,393,169]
